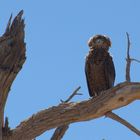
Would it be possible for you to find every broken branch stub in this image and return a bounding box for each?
[0,10,26,139]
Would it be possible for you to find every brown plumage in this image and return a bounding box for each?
[85,35,115,97]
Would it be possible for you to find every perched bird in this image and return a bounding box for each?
[85,35,115,97]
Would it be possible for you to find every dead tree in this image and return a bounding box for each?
[0,11,140,140]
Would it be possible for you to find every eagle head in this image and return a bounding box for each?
[88,35,111,50]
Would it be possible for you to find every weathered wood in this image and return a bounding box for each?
[5,82,140,140]
[126,32,131,82]
[106,111,140,136]
[51,125,69,140]
[51,86,81,140]
[0,10,26,140]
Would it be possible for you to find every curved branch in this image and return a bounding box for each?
[7,82,140,140]
[0,10,26,139]
[0,10,26,113]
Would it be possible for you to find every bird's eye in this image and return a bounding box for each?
[96,39,103,44]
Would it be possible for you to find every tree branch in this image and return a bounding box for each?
[51,86,81,140]
[131,58,140,63]
[105,111,140,136]
[105,33,140,136]
[61,86,81,103]
[0,10,26,139]
[51,125,69,140]
[125,32,140,82]
[126,32,131,82]
[5,82,140,140]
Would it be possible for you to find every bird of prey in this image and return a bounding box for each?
[85,35,115,97]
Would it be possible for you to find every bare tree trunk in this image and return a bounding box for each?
[0,10,26,139]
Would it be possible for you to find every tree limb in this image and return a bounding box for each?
[51,86,81,140]
[105,111,140,136]
[105,33,140,137]
[131,58,140,63]
[0,10,26,139]
[125,32,140,82]
[51,125,69,140]
[126,32,131,82]
[5,82,140,140]
[61,86,81,103]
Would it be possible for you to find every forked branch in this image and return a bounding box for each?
[4,82,140,140]
[126,32,140,82]
[51,86,81,140]
[105,33,140,137]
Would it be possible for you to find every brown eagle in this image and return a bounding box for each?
[85,35,115,97]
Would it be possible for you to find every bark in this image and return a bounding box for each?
[0,10,26,139]
[51,125,69,140]
[4,82,140,140]
[106,111,140,136]
[51,86,81,140]
[126,32,131,82]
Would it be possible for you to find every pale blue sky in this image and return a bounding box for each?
[1,0,140,140]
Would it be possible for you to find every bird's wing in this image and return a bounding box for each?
[105,55,116,88]
[85,56,93,97]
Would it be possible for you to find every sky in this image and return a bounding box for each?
[1,0,140,140]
